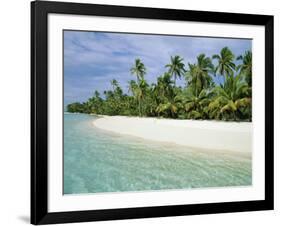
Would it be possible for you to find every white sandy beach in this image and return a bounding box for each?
[93,116,252,153]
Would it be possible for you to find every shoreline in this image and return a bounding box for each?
[92,116,252,153]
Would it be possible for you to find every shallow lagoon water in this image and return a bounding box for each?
[64,113,252,194]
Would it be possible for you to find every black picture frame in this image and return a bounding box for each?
[31,0,274,224]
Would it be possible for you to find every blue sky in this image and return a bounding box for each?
[64,30,251,105]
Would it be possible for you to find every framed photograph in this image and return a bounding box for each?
[31,0,274,224]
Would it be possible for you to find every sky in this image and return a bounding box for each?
[64,30,251,106]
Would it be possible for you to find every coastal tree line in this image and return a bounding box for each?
[67,47,252,121]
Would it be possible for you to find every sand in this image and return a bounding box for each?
[93,116,252,153]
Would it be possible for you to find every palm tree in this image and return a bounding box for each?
[156,72,174,100]
[128,79,147,116]
[237,50,252,85]
[128,80,138,96]
[94,90,100,98]
[155,72,181,118]
[130,59,147,116]
[138,79,149,116]
[67,47,252,122]
[87,91,103,114]
[156,96,182,118]
[175,87,214,119]
[111,79,118,91]
[208,74,251,121]
[212,47,236,84]
[185,54,214,97]
[165,55,185,86]
[130,58,146,82]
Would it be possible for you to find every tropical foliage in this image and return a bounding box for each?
[67,47,252,121]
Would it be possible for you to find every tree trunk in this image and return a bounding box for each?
[138,100,141,116]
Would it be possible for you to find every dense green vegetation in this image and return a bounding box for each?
[67,47,252,121]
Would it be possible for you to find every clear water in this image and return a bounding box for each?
[64,113,252,194]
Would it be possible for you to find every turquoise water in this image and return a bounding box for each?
[64,113,252,194]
